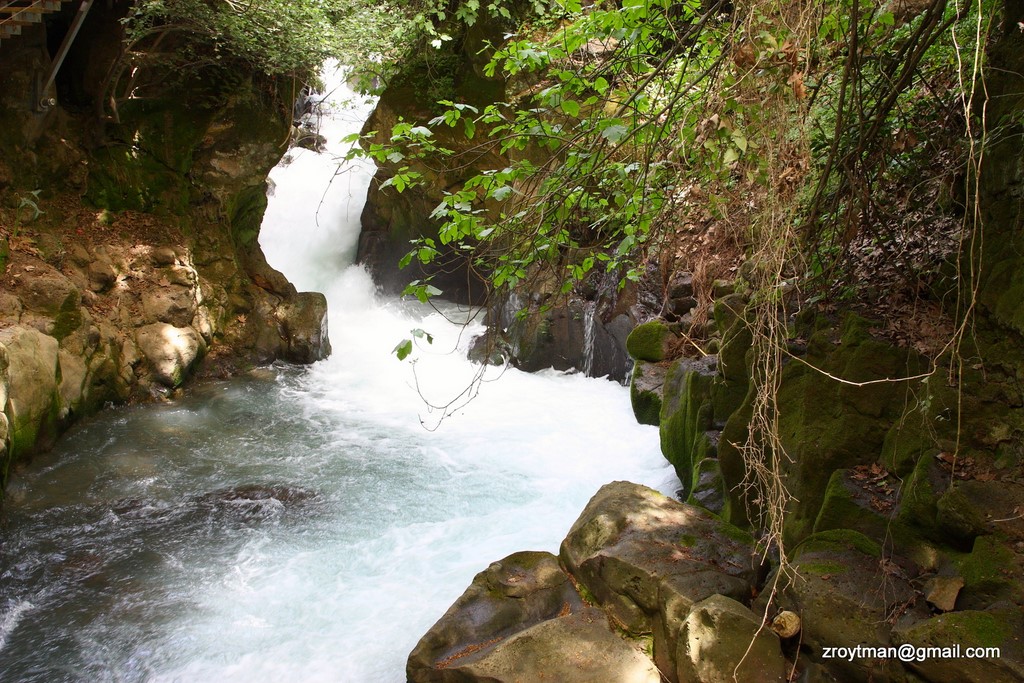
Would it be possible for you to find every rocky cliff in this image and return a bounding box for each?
[0,3,329,490]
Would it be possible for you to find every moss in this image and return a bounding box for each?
[688,451,725,514]
[626,321,674,362]
[678,534,697,547]
[897,455,939,533]
[901,610,1011,650]
[86,146,191,214]
[710,377,747,426]
[659,359,716,492]
[226,184,270,249]
[799,561,849,575]
[794,529,883,560]
[715,296,752,383]
[630,362,662,426]
[717,519,754,546]
[813,470,889,538]
[936,486,987,544]
[716,382,755,528]
[958,535,1022,606]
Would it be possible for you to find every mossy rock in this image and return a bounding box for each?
[958,535,1024,608]
[763,529,916,682]
[936,485,988,546]
[688,454,726,515]
[894,608,1024,683]
[659,356,717,492]
[626,320,676,362]
[226,184,270,249]
[814,469,939,565]
[630,360,665,426]
[714,294,751,383]
[897,455,941,535]
[86,145,191,213]
[814,470,893,541]
[794,528,883,560]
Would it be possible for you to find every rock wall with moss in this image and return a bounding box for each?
[355,12,509,305]
[0,4,329,491]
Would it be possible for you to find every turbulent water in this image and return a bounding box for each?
[0,65,677,682]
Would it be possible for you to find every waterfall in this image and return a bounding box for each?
[581,299,597,377]
[0,63,677,682]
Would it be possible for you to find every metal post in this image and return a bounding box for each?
[36,0,94,112]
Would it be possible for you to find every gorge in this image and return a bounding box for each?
[2,1,1024,682]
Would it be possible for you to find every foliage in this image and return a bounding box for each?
[122,0,346,78]
[349,0,1002,569]
[354,0,743,306]
[801,0,999,286]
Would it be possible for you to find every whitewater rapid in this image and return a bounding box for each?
[0,64,676,682]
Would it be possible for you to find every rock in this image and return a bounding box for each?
[164,264,197,287]
[151,246,178,266]
[667,271,694,299]
[135,323,205,388]
[924,576,964,612]
[424,608,660,683]
[560,481,758,638]
[18,267,80,316]
[142,286,197,327]
[407,551,588,682]
[0,292,24,319]
[275,291,331,363]
[893,607,1024,682]
[677,594,787,683]
[0,326,60,458]
[630,360,666,426]
[626,320,676,362]
[659,356,718,493]
[86,259,117,293]
[57,350,88,418]
[761,529,920,681]
[771,610,801,638]
[958,535,1024,608]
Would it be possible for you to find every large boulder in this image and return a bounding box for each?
[759,529,923,682]
[426,608,659,683]
[559,481,760,680]
[275,292,331,363]
[407,551,657,683]
[560,482,759,634]
[0,326,61,456]
[677,594,787,683]
[135,323,205,388]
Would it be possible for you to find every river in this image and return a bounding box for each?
[0,65,676,682]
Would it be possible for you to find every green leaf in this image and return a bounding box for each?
[411,328,434,344]
[393,339,413,361]
[491,185,513,201]
[601,123,628,143]
[560,99,580,117]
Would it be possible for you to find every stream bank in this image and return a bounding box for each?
[0,5,329,487]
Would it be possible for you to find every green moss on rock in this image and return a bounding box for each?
[936,485,987,545]
[626,320,675,362]
[629,361,663,426]
[659,357,716,493]
[794,529,883,560]
[959,535,1024,607]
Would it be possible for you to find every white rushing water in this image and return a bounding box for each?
[0,64,676,682]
